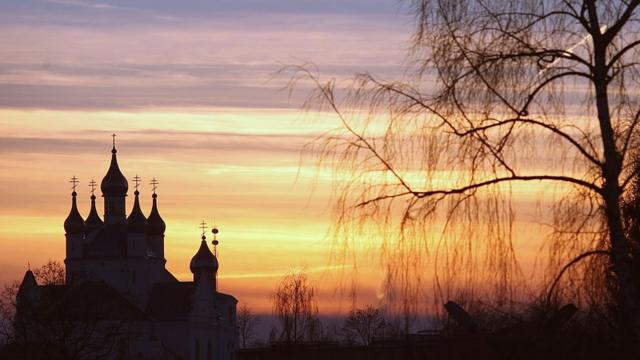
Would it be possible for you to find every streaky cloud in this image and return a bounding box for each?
[46,0,115,10]
[0,131,318,156]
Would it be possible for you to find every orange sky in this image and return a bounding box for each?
[0,109,555,313]
[0,0,566,316]
[0,0,418,314]
[0,108,389,313]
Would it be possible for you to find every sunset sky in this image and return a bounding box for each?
[0,0,565,319]
[0,0,417,313]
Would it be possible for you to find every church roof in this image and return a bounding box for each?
[101,147,128,197]
[29,281,146,321]
[85,194,103,233]
[190,239,219,273]
[147,193,166,236]
[147,282,194,320]
[64,191,86,235]
[146,281,237,321]
[17,270,37,296]
[126,190,147,233]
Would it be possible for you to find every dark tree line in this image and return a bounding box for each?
[267,271,406,347]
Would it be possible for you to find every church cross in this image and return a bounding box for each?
[150,178,159,194]
[199,220,208,237]
[88,179,97,195]
[69,176,79,192]
[111,133,116,148]
[133,174,141,191]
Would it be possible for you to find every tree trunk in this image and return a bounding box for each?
[592,33,640,356]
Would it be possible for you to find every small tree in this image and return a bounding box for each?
[237,304,259,348]
[341,305,387,345]
[271,272,318,343]
[32,260,65,286]
[0,281,19,346]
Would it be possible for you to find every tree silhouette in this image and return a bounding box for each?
[32,260,65,286]
[0,281,19,346]
[237,304,259,348]
[291,0,640,354]
[341,305,387,345]
[271,272,318,344]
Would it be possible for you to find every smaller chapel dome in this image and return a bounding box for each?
[85,194,103,233]
[64,191,86,234]
[147,193,166,236]
[190,237,219,273]
[101,147,128,197]
[126,190,147,233]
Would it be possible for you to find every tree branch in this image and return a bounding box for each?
[607,39,640,70]
[457,117,601,166]
[412,175,602,198]
[545,249,610,306]
[603,0,640,43]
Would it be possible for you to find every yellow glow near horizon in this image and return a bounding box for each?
[0,107,374,314]
[0,107,575,315]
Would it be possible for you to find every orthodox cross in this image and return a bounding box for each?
[111,133,116,148]
[133,174,141,191]
[88,179,97,196]
[69,176,79,192]
[150,178,159,194]
[199,220,208,237]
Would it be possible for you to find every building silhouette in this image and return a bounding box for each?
[16,140,238,359]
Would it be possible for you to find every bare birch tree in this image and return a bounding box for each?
[237,304,259,348]
[271,272,318,343]
[291,0,640,354]
[33,260,65,286]
[341,305,387,345]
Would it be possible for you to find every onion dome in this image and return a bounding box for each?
[126,190,147,233]
[85,194,103,233]
[101,146,128,197]
[147,193,166,235]
[64,191,86,234]
[190,235,219,273]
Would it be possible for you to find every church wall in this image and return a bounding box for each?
[104,195,126,224]
[65,233,83,260]
[67,254,172,308]
[148,234,164,259]
[184,321,236,360]
[153,321,192,358]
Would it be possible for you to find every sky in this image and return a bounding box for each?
[0,0,417,314]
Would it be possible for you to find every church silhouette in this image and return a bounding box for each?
[16,138,238,359]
